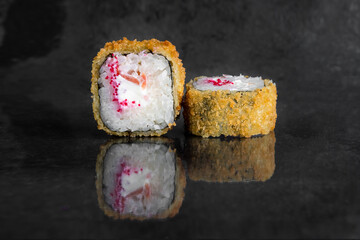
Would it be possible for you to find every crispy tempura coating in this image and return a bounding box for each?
[91,38,185,137]
[183,77,277,138]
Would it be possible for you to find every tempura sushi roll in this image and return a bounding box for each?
[96,138,186,220]
[183,74,277,138]
[91,38,185,137]
[186,132,275,182]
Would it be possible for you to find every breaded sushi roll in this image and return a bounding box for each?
[183,74,277,138]
[96,138,186,220]
[186,132,276,182]
[91,38,185,137]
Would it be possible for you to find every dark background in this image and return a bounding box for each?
[0,0,359,238]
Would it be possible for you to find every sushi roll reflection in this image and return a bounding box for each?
[186,132,275,182]
[183,74,277,138]
[96,138,186,220]
[91,38,185,136]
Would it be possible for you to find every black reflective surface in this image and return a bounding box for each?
[1,0,360,238]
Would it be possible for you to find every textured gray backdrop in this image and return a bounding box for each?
[0,0,360,238]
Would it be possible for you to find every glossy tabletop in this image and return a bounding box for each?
[0,0,359,238]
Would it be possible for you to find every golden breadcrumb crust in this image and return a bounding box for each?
[91,38,186,137]
[95,138,186,220]
[186,131,275,182]
[183,77,277,138]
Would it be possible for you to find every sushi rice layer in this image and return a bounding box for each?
[102,143,175,217]
[193,74,264,91]
[96,138,186,220]
[98,52,173,132]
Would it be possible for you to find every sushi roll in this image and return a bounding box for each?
[186,132,275,182]
[91,38,185,137]
[96,138,186,220]
[183,74,277,138]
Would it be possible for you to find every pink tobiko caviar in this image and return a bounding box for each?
[110,162,148,213]
[206,78,234,86]
[103,54,145,113]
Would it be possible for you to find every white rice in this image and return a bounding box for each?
[98,51,174,132]
[102,143,176,217]
[193,74,265,91]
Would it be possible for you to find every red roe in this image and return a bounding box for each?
[207,78,234,86]
[111,163,145,213]
[104,54,145,113]
[111,163,125,213]
[105,55,123,112]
